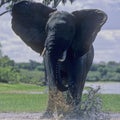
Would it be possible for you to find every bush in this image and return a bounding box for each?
[19,69,45,85]
[87,71,101,81]
[0,66,20,83]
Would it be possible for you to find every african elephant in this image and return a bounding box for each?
[11,0,107,117]
[42,45,94,118]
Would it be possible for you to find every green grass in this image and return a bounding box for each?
[0,83,48,112]
[101,94,120,113]
[0,83,46,93]
[0,83,119,113]
[0,93,48,112]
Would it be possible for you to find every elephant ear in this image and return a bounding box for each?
[11,1,56,54]
[71,9,107,57]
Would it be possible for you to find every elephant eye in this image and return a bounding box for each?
[13,1,30,11]
[12,1,32,17]
[20,1,30,9]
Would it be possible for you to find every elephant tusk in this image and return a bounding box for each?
[41,47,46,57]
[58,51,67,62]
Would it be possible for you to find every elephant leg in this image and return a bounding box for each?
[55,91,70,116]
[41,90,55,118]
[43,54,68,118]
[67,46,94,104]
[67,58,78,101]
[42,87,66,118]
[41,58,55,118]
[43,90,69,118]
[43,56,68,117]
[76,46,94,103]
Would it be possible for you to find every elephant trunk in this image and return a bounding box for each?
[44,11,75,92]
[45,49,68,92]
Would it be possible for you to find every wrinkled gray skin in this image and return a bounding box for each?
[43,45,94,118]
[12,1,107,118]
[44,11,75,92]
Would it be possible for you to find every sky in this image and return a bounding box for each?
[0,0,120,63]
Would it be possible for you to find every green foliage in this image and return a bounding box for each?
[87,71,101,81]
[43,0,75,8]
[0,43,2,58]
[0,0,75,16]
[0,66,20,83]
[87,61,120,82]
[15,60,45,85]
[16,60,44,71]
[0,56,15,67]
[0,56,21,83]
[0,55,45,85]
[0,54,120,84]
[0,44,120,84]
[20,69,45,85]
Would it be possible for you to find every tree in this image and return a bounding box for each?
[0,0,32,16]
[0,55,21,83]
[0,55,15,67]
[43,0,75,8]
[0,0,75,16]
[0,43,2,58]
[87,71,101,81]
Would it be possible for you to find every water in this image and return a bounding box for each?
[63,87,110,120]
[85,82,120,94]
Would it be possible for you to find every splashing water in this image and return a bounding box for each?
[46,87,110,120]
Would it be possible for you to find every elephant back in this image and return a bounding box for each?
[71,9,107,57]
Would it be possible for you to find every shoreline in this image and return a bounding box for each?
[0,112,119,120]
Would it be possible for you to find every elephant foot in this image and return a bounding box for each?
[40,111,54,119]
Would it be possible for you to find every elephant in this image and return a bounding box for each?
[11,0,107,118]
[42,45,94,118]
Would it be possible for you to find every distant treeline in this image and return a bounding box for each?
[0,55,120,85]
[87,61,120,82]
[0,56,45,85]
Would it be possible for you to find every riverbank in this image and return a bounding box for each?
[0,112,119,120]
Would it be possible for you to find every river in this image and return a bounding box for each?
[85,82,120,94]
